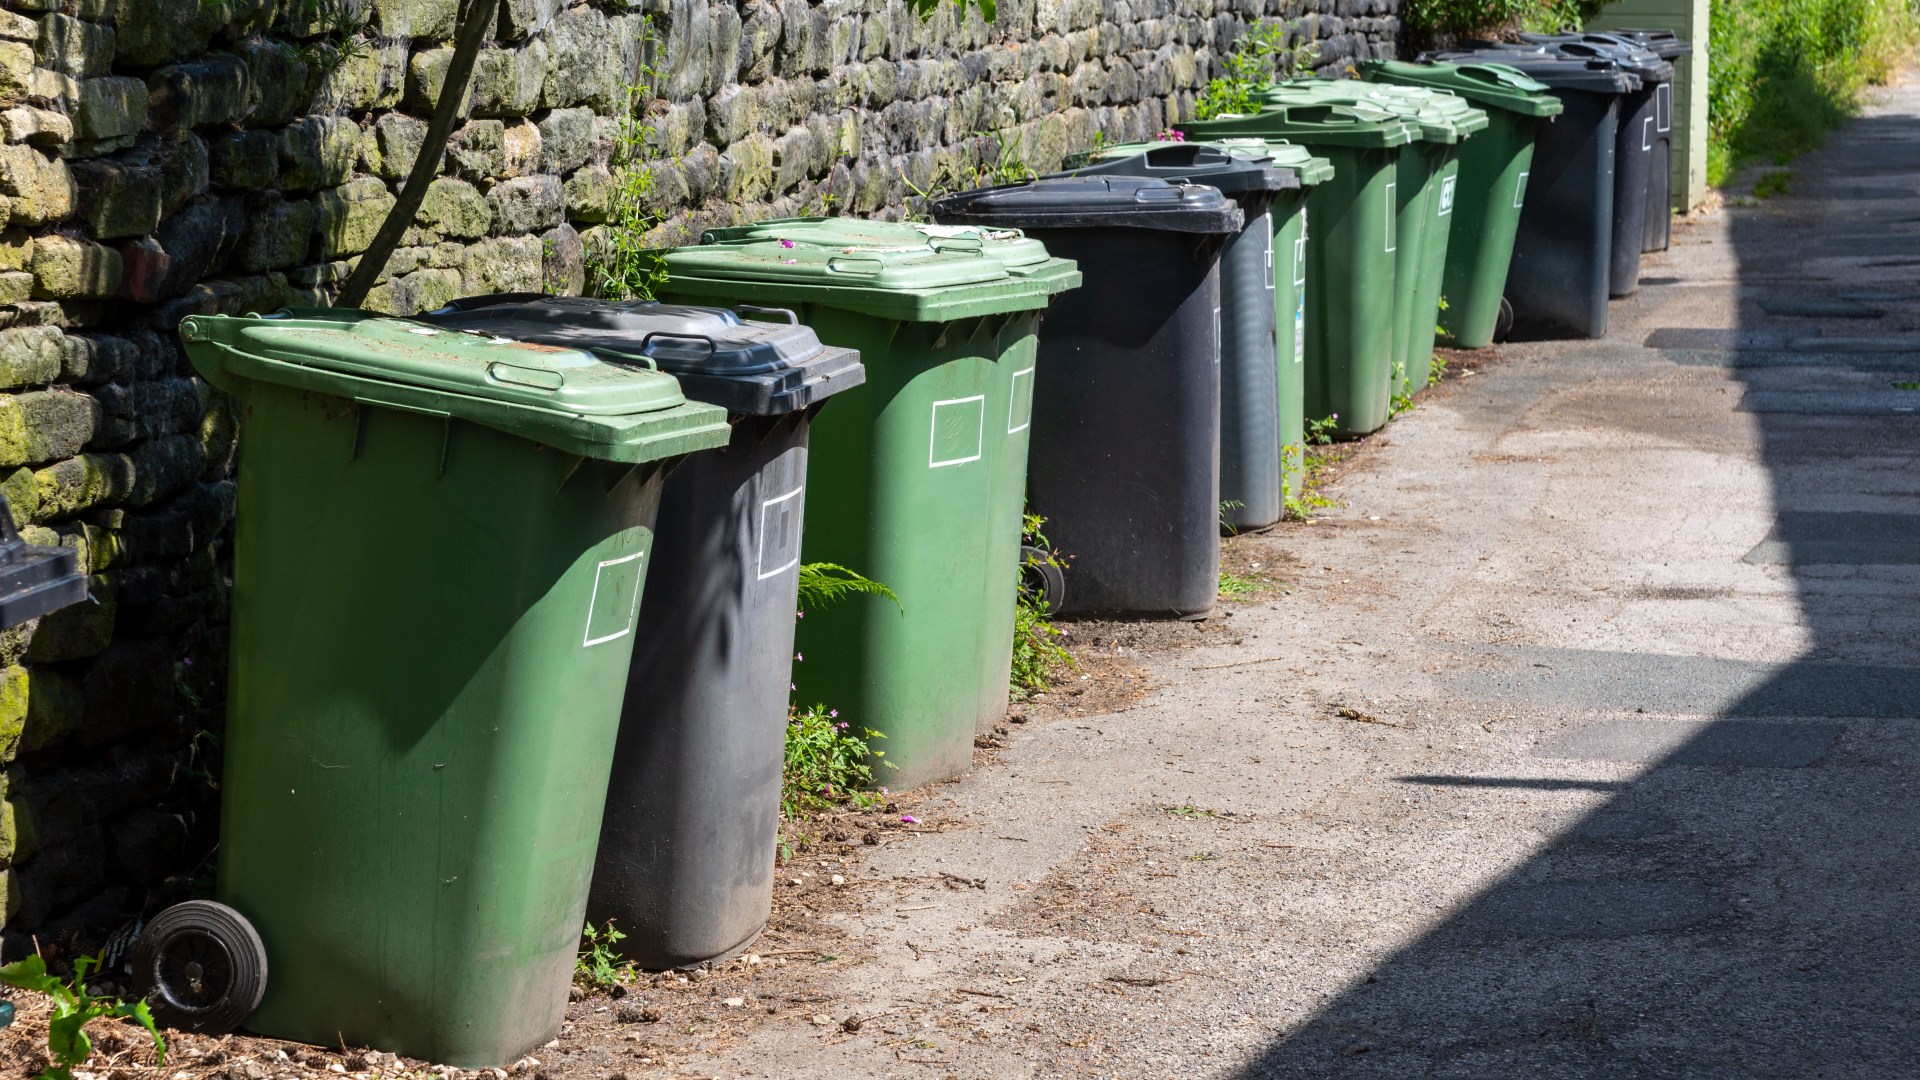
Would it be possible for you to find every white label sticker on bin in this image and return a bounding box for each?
[583,551,646,647]
[1439,175,1457,217]
[1007,367,1035,434]
[929,395,986,468]
[1657,82,1673,133]
[1385,181,1398,252]
[1643,116,1654,152]
[1513,171,1530,210]
[1264,222,1276,291]
[1294,210,1308,363]
[756,485,804,580]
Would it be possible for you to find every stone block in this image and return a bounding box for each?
[446,119,504,180]
[76,638,171,747]
[365,111,431,182]
[109,0,221,68]
[70,75,144,142]
[35,13,112,78]
[207,129,280,190]
[314,177,397,258]
[237,36,308,128]
[146,52,249,131]
[540,223,583,296]
[774,125,813,194]
[416,177,490,240]
[319,39,407,114]
[0,389,100,466]
[31,235,120,300]
[540,6,618,111]
[372,0,458,40]
[0,105,68,146]
[235,195,315,274]
[471,40,548,117]
[407,46,473,116]
[0,272,27,304]
[279,116,359,193]
[536,107,595,174]
[487,174,563,236]
[501,119,541,178]
[108,807,191,884]
[0,665,25,764]
[0,144,72,226]
[144,195,246,300]
[17,665,81,756]
[719,134,776,203]
[69,156,160,239]
[0,12,35,42]
[564,164,615,224]
[459,234,542,295]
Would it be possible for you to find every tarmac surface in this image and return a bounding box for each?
[656,72,1920,1079]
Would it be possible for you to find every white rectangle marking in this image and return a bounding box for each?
[929,394,986,468]
[756,484,804,581]
[1007,367,1034,434]
[583,550,646,647]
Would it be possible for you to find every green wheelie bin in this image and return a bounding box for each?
[1185,103,1413,437]
[693,216,1077,734]
[1360,60,1564,349]
[658,239,1075,786]
[1260,81,1487,398]
[154,312,730,1064]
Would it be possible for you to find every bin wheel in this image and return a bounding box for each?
[1494,296,1515,343]
[1019,545,1066,613]
[133,901,267,1035]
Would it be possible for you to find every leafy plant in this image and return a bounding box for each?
[589,21,672,301]
[575,921,631,989]
[1305,413,1341,446]
[1218,571,1259,600]
[783,704,889,816]
[0,954,165,1080]
[796,562,900,613]
[1400,0,1605,49]
[1708,0,1919,184]
[1428,351,1450,387]
[901,128,1040,219]
[1219,499,1246,535]
[1389,362,1416,419]
[1009,514,1074,700]
[1753,168,1795,199]
[1195,22,1317,121]
[908,0,995,23]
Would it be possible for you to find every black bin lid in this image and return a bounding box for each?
[1481,36,1675,84]
[0,498,87,631]
[419,294,865,417]
[928,176,1244,235]
[1581,28,1693,60]
[1422,49,1641,95]
[1054,143,1298,207]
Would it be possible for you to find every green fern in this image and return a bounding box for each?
[796,563,901,613]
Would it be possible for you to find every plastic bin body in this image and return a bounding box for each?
[416,296,864,970]
[658,241,1067,788]
[1360,60,1565,350]
[1186,105,1413,437]
[178,312,730,1066]
[1488,38,1671,295]
[693,217,1073,732]
[1060,143,1293,529]
[1273,186,1311,504]
[1427,51,1637,339]
[931,176,1243,616]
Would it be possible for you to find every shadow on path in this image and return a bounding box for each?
[1235,103,1920,1076]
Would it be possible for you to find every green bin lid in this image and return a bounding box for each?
[661,236,1057,323]
[1359,59,1565,118]
[1183,102,1416,149]
[1084,138,1335,188]
[696,217,1078,290]
[179,310,731,463]
[1259,80,1490,143]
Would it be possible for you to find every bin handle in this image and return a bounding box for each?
[927,236,985,254]
[639,332,717,361]
[735,304,799,324]
[353,396,451,420]
[827,256,884,275]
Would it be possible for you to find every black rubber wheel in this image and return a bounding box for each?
[1019,545,1066,613]
[133,901,267,1034]
[1494,296,1515,343]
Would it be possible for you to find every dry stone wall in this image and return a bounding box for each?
[0,0,1396,952]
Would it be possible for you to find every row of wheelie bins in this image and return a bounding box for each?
[127,29,1691,1073]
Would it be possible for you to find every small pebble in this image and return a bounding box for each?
[723,997,745,1007]
[831,874,846,885]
